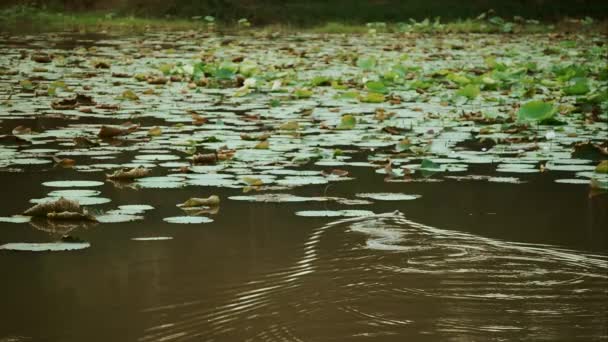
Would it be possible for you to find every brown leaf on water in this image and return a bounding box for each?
[53,156,76,168]
[254,140,269,149]
[12,125,32,135]
[382,126,403,135]
[51,97,78,110]
[217,149,235,161]
[98,124,139,138]
[51,94,96,110]
[147,76,168,85]
[148,126,162,136]
[191,153,217,165]
[177,166,193,173]
[112,72,131,78]
[323,169,350,177]
[93,60,110,69]
[24,197,82,217]
[240,133,270,141]
[73,136,100,148]
[242,113,260,122]
[95,103,121,111]
[75,94,96,106]
[177,195,220,208]
[31,53,52,63]
[374,108,395,121]
[190,112,208,126]
[106,166,150,180]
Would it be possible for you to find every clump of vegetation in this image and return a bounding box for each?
[0,4,606,34]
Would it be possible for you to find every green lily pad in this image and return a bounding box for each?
[365,81,388,94]
[337,114,357,130]
[517,101,557,122]
[564,77,590,95]
[356,56,377,70]
[293,88,313,98]
[359,92,385,103]
[455,84,480,99]
[596,161,608,174]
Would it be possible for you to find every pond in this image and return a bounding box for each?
[0,29,606,341]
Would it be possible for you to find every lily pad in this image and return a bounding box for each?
[295,210,375,217]
[517,101,556,122]
[43,180,104,188]
[163,216,213,224]
[96,214,143,223]
[0,242,90,252]
[132,237,173,241]
[0,215,32,223]
[356,193,421,201]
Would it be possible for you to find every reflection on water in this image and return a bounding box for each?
[139,212,608,341]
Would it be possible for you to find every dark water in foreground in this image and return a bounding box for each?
[0,167,607,342]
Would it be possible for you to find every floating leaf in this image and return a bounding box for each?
[42,180,104,188]
[356,56,377,70]
[295,210,375,217]
[293,88,313,98]
[106,167,151,180]
[177,195,220,208]
[118,90,139,101]
[96,214,143,223]
[0,215,32,223]
[420,159,441,178]
[455,84,480,99]
[254,140,269,149]
[564,77,590,95]
[0,242,90,252]
[596,161,608,174]
[337,114,357,130]
[98,124,139,138]
[148,126,162,136]
[365,81,388,94]
[163,216,213,224]
[242,177,264,186]
[396,138,411,152]
[359,92,385,103]
[132,237,173,241]
[517,101,557,122]
[355,193,421,201]
[279,121,299,130]
[191,153,217,165]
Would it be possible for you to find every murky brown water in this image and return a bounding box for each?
[0,31,607,341]
[1,166,606,341]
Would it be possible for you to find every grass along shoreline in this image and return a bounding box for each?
[1,6,606,35]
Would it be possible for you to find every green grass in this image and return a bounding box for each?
[0,7,209,33]
[0,5,605,35]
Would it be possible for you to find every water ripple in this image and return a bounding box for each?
[139,212,608,341]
